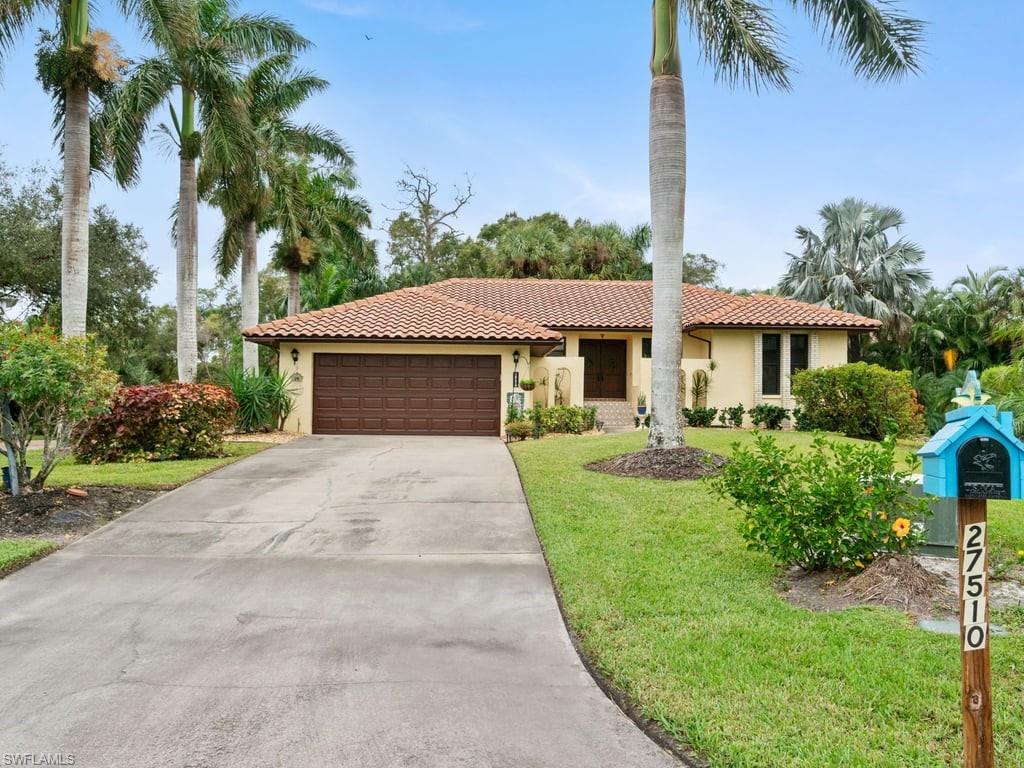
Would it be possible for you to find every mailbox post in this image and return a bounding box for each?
[918,371,1024,768]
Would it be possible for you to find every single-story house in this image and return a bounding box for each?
[243,278,880,436]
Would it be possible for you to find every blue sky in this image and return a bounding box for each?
[1,1,1021,303]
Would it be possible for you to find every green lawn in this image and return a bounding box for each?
[2,441,271,489]
[510,429,1024,767]
[0,539,58,575]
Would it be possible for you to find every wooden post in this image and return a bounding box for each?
[958,497,994,768]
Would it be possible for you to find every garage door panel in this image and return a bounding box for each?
[314,353,501,436]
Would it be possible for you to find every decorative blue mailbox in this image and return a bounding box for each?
[918,371,1024,500]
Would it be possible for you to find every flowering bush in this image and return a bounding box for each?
[75,383,237,462]
[0,324,118,489]
[792,363,924,440]
[710,432,930,572]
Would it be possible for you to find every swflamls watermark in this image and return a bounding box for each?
[2,755,76,766]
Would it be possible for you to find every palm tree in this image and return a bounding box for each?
[2,0,128,336]
[204,53,350,371]
[778,198,931,351]
[646,1,924,448]
[103,0,306,381]
[271,162,372,315]
[293,241,384,313]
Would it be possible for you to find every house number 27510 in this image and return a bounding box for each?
[962,521,988,652]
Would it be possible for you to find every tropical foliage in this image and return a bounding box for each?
[104,0,307,381]
[778,198,931,345]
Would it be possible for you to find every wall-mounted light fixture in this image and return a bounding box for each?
[512,350,520,366]
[291,348,299,364]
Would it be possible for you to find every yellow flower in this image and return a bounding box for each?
[892,518,911,538]
[854,560,865,569]
[878,512,888,521]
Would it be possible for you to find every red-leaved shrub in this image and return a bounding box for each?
[75,384,238,462]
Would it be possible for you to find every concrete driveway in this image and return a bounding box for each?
[0,436,678,767]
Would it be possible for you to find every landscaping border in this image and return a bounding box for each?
[507,444,706,768]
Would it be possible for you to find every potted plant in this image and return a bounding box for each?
[520,378,536,392]
[636,392,647,415]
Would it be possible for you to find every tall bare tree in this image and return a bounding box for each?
[386,167,472,276]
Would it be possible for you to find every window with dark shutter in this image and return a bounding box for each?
[790,334,809,376]
[762,334,781,396]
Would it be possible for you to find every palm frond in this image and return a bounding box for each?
[682,0,792,90]
[102,55,176,185]
[795,0,925,82]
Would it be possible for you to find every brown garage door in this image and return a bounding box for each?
[313,353,501,436]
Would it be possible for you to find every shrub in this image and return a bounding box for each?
[0,324,118,489]
[76,383,237,462]
[718,404,745,428]
[980,363,1024,396]
[224,368,296,432]
[527,404,597,434]
[710,432,930,572]
[792,363,924,440]
[504,420,532,441]
[681,406,718,427]
[749,403,788,430]
[913,369,963,434]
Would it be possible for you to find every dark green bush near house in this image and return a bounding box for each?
[76,384,237,462]
[749,403,788,430]
[527,405,597,434]
[504,420,532,441]
[681,406,718,427]
[718,404,745,428]
[792,363,924,440]
[224,368,296,432]
[710,432,930,572]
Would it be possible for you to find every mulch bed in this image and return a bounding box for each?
[783,555,957,618]
[586,446,728,481]
[0,487,160,541]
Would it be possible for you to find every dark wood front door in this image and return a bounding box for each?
[580,339,627,399]
[312,353,501,436]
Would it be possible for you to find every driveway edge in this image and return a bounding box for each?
[504,443,706,768]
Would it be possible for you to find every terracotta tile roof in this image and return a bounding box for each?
[243,285,564,343]
[430,278,880,330]
[244,278,879,343]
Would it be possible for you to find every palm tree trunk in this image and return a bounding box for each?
[647,0,685,449]
[287,268,300,316]
[60,85,90,337]
[240,218,260,372]
[176,151,199,382]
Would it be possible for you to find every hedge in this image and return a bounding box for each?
[791,363,924,440]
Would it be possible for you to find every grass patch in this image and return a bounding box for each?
[511,429,1024,767]
[2,442,271,490]
[0,538,58,577]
